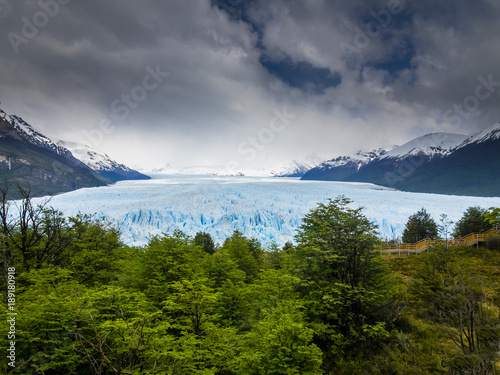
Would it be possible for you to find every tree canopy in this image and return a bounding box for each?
[402,208,438,243]
[453,206,491,237]
[1,191,499,374]
[485,207,500,227]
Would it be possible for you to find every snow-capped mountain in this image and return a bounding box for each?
[302,129,500,196]
[303,132,467,182]
[58,141,150,182]
[0,107,150,198]
[401,123,500,196]
[145,156,324,178]
[270,155,325,177]
[323,147,393,168]
[270,160,314,177]
[0,112,106,198]
[6,114,64,152]
[302,147,394,181]
[2,113,89,168]
[452,123,500,149]
[2,110,149,182]
[380,132,467,160]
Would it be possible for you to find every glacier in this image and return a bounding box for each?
[27,175,500,247]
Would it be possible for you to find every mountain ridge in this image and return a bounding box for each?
[58,141,150,182]
[0,114,106,198]
[0,108,150,198]
[302,128,499,197]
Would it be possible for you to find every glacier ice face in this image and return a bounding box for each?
[27,175,500,247]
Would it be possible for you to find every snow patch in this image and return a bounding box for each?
[7,115,68,156]
[270,155,325,177]
[381,133,467,160]
[455,123,500,148]
[321,147,394,169]
[57,141,133,173]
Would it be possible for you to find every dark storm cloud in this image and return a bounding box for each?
[245,0,500,137]
[0,0,499,169]
[1,1,267,156]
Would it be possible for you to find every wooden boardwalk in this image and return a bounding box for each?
[381,228,499,255]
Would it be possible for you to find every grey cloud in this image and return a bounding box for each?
[0,0,498,170]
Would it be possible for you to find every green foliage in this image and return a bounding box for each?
[484,207,500,226]
[486,234,500,250]
[292,196,393,371]
[239,301,323,375]
[163,277,219,337]
[294,196,382,288]
[0,193,73,274]
[407,245,500,373]
[74,286,162,374]
[402,208,438,243]
[221,231,261,282]
[136,231,206,304]
[454,206,491,237]
[194,231,216,255]
[0,192,126,303]
[7,267,88,374]
[2,192,500,374]
[64,214,124,286]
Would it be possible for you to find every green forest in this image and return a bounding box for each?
[1,191,500,374]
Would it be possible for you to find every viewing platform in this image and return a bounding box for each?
[381,228,499,255]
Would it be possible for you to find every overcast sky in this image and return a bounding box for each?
[1,0,499,170]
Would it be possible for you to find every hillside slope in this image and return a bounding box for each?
[0,115,106,199]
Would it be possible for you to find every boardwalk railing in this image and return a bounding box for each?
[381,228,499,255]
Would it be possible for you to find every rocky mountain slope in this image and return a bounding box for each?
[0,114,106,198]
[0,108,150,198]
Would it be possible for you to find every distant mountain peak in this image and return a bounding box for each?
[58,140,150,182]
[322,146,394,170]
[270,154,325,177]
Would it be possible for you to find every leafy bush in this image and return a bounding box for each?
[486,234,500,250]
